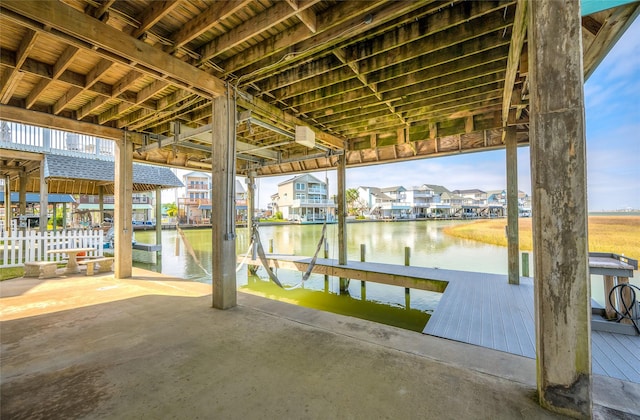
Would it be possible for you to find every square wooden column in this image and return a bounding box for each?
[155,186,162,247]
[506,126,520,285]
[39,160,47,234]
[211,93,237,309]
[3,175,11,232]
[337,153,349,292]
[529,0,591,417]
[114,132,133,278]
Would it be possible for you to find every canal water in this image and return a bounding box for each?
[133,220,636,332]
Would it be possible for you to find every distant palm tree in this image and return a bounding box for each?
[346,188,359,215]
[164,202,178,217]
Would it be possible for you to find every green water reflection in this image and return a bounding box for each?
[134,220,638,331]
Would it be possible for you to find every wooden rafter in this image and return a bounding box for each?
[501,0,527,129]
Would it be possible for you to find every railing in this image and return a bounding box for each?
[292,198,336,206]
[308,187,327,194]
[0,229,104,268]
[0,120,115,160]
[186,184,211,190]
[78,195,151,204]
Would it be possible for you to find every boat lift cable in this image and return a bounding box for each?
[608,283,640,335]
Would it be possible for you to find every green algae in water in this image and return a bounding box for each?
[241,276,431,332]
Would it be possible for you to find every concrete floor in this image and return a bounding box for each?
[1,269,639,419]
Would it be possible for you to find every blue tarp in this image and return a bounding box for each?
[581,0,636,15]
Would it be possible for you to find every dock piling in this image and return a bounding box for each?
[522,253,529,277]
[360,244,367,297]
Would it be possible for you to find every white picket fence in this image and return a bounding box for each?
[0,229,104,268]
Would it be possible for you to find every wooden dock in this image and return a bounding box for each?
[247,254,640,384]
[423,272,640,384]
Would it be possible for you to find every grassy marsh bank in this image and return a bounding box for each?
[443,216,640,259]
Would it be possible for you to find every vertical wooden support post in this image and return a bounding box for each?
[337,153,349,293]
[522,252,529,277]
[404,246,411,301]
[114,132,133,278]
[52,203,57,232]
[506,126,520,285]
[247,172,255,232]
[603,275,616,320]
[19,169,27,216]
[39,160,48,235]
[360,244,366,298]
[98,186,105,227]
[618,277,633,325]
[324,239,329,292]
[155,187,162,248]
[62,203,67,231]
[211,91,237,309]
[3,175,11,232]
[529,1,591,416]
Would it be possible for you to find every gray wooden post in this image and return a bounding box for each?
[337,153,349,293]
[39,160,48,235]
[52,203,57,232]
[155,186,162,248]
[114,132,133,278]
[211,92,237,309]
[324,239,329,292]
[529,0,591,416]
[3,175,10,232]
[98,186,105,227]
[19,169,27,217]
[506,126,520,285]
[521,252,529,277]
[62,203,67,231]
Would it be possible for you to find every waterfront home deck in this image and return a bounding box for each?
[250,254,640,384]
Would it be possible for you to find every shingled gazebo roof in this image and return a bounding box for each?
[38,154,183,195]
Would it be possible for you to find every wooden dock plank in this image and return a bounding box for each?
[245,253,639,384]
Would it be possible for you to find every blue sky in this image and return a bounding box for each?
[250,16,640,211]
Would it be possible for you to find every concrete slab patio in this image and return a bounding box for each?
[1,269,639,419]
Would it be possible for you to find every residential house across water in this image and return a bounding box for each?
[271,174,336,224]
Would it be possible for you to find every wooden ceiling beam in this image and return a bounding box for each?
[0,104,123,140]
[273,38,508,102]
[26,45,81,109]
[130,0,181,39]
[198,0,321,65]
[1,1,226,97]
[501,0,527,128]
[168,0,251,52]
[285,0,317,34]
[54,58,115,115]
[222,0,412,77]
[0,29,37,103]
[257,56,341,93]
[583,2,640,80]
[111,70,143,97]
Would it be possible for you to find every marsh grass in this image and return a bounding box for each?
[443,216,640,259]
